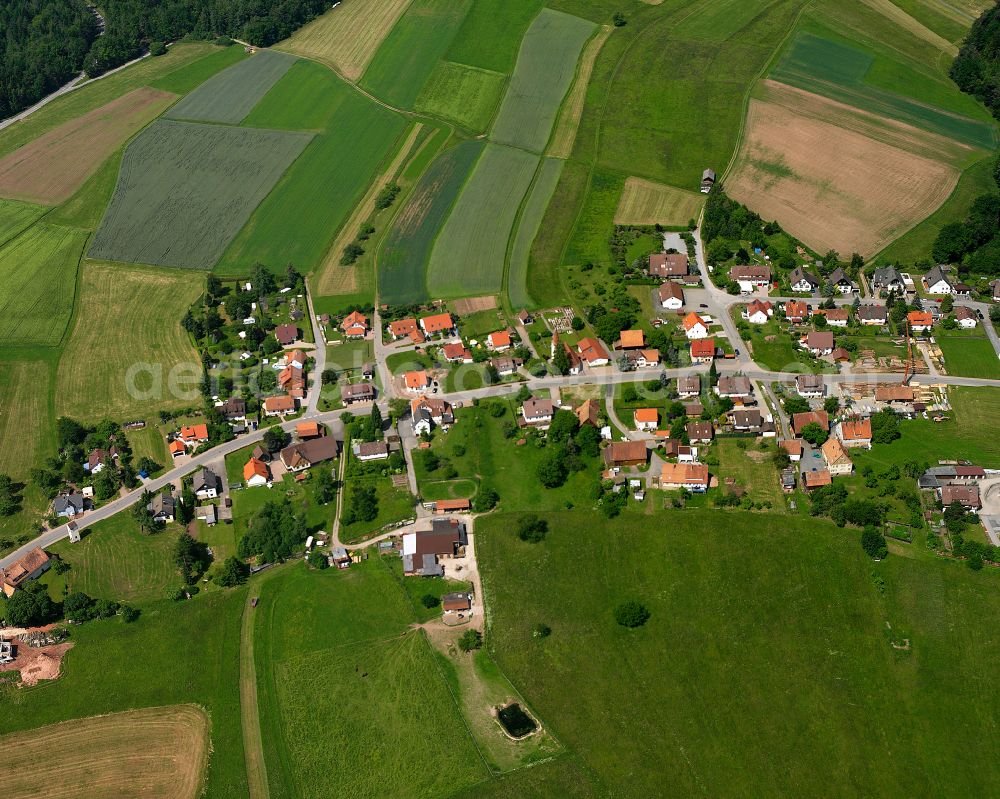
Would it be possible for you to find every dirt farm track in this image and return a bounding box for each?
[0,704,210,799]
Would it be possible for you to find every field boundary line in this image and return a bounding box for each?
[500,155,546,312]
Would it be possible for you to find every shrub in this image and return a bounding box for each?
[517,514,548,543]
[860,527,888,560]
[458,629,482,651]
[421,594,440,609]
[532,623,551,638]
[614,600,650,628]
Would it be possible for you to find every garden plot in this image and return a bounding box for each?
[89,119,311,269]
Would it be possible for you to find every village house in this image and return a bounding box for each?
[340,310,368,338]
[802,331,834,356]
[263,395,296,417]
[516,309,533,325]
[169,439,186,459]
[837,418,872,448]
[341,382,375,405]
[486,330,512,351]
[828,267,855,294]
[730,408,763,433]
[442,592,472,614]
[685,401,704,417]
[615,329,645,350]
[621,348,660,369]
[179,424,209,447]
[817,308,848,328]
[781,439,803,462]
[194,467,220,499]
[789,267,820,293]
[804,469,832,490]
[402,518,467,577]
[297,421,322,440]
[872,266,904,294]
[404,370,432,393]
[940,484,982,510]
[730,264,771,294]
[388,318,422,343]
[281,436,339,472]
[521,398,555,427]
[419,312,455,338]
[690,338,716,363]
[274,324,299,346]
[907,310,933,333]
[576,399,600,427]
[243,457,271,487]
[649,252,688,278]
[922,265,953,295]
[743,299,773,324]
[783,299,809,324]
[411,396,454,435]
[86,448,109,473]
[0,548,50,596]
[355,441,389,462]
[219,396,246,422]
[634,408,659,431]
[147,492,176,523]
[857,305,887,326]
[278,363,306,399]
[687,421,714,443]
[551,333,582,375]
[716,375,752,402]
[821,437,853,475]
[442,342,474,363]
[491,356,522,376]
[677,375,700,397]
[54,492,86,518]
[792,409,829,436]
[796,374,825,398]
[658,281,684,310]
[683,312,709,339]
[659,462,709,492]
[574,337,608,368]
[603,440,649,468]
[954,306,977,328]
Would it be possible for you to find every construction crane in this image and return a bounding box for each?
[901,318,913,385]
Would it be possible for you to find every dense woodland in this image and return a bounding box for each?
[951,1,1000,120]
[1,0,327,118]
[0,0,98,118]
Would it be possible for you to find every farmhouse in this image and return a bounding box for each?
[487,330,512,351]
[442,342,474,363]
[789,267,820,293]
[687,421,714,443]
[578,337,610,367]
[872,266,904,294]
[730,408,763,432]
[677,375,700,397]
[147,492,176,523]
[54,492,85,518]
[263,395,296,416]
[649,252,688,277]
[837,418,872,448]
[388,318,421,342]
[792,410,829,436]
[907,311,933,333]
[683,312,709,339]
[615,329,645,351]
[783,300,808,323]
[576,399,600,427]
[659,462,709,492]
[821,437,853,475]
[828,267,855,294]
[521,399,555,427]
[743,299,773,324]
[922,265,952,295]
[658,281,684,310]
[194,467,220,499]
[280,436,338,472]
[716,375,752,401]
[940,484,982,510]
[243,457,270,487]
[781,439,803,461]
[730,265,771,294]
[355,441,389,461]
[603,440,648,468]
[403,370,432,393]
[411,396,454,435]
[341,382,375,405]
[402,518,468,577]
[954,306,977,328]
[802,331,834,356]
[690,338,716,363]
[857,305,887,326]
[419,312,455,337]
[340,311,368,338]
[796,374,825,398]
[219,397,246,421]
[634,408,659,431]
[803,469,832,490]
[0,548,50,596]
[274,324,299,346]
[817,308,848,327]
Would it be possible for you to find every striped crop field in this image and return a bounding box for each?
[0,198,46,246]
[614,177,705,226]
[89,119,311,269]
[414,61,507,133]
[508,156,563,309]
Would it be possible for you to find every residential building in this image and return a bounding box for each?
[243,457,270,487]
[340,311,368,338]
[731,408,762,432]
[419,313,455,337]
[521,399,555,427]
[730,264,771,294]
[954,306,977,328]
[743,299,773,324]
[792,410,829,436]
[551,333,582,375]
[784,300,809,323]
[658,281,684,310]
[659,462,709,492]
[578,337,611,367]
[838,418,872,448]
[616,329,645,350]
[677,375,700,397]
[219,396,247,421]
[821,437,853,475]
[634,408,659,431]
[857,305,887,326]
[716,375,752,401]
[818,308,849,327]
[0,548,50,596]
[940,484,982,510]
[148,492,176,523]
[603,440,648,468]
[802,331,834,356]
[193,467,220,499]
[576,400,600,427]
[789,267,820,293]
[263,395,296,416]
[296,421,322,440]
[402,518,468,576]
[828,267,855,294]
[341,382,375,405]
[649,252,688,277]
[687,421,714,443]
[690,338,716,363]
[872,266,904,294]
[442,342,473,363]
[907,310,933,333]
[281,436,339,471]
[86,448,108,473]
[781,439,803,461]
[516,310,533,325]
[923,265,952,295]
[404,370,432,393]
[179,424,209,446]
[410,396,454,435]
[355,441,389,461]
[274,324,298,346]
[388,318,420,341]
[54,492,85,518]
[169,439,186,459]
[683,312,709,339]
[491,356,522,376]
[796,374,825,398]
[486,330,512,351]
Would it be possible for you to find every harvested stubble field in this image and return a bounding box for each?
[428,143,539,298]
[277,0,412,80]
[56,262,202,421]
[0,705,209,799]
[614,176,704,225]
[0,88,176,205]
[90,119,311,269]
[165,50,297,125]
[508,156,564,309]
[728,87,960,257]
[547,24,612,159]
[379,140,484,304]
[0,359,51,478]
[414,61,507,133]
[0,223,88,346]
[490,9,596,153]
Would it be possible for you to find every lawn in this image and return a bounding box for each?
[0,589,248,798]
[414,61,508,133]
[716,438,785,507]
[360,0,472,109]
[253,561,489,799]
[0,356,55,478]
[477,507,1000,796]
[935,331,1000,379]
[89,119,311,269]
[45,513,185,604]
[0,222,88,346]
[125,422,169,467]
[217,63,407,275]
[490,9,596,153]
[379,140,484,305]
[56,262,203,421]
[509,157,564,309]
[165,50,297,124]
[428,143,539,298]
[339,476,416,542]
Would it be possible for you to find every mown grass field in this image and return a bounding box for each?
[0,222,87,346]
[339,477,415,542]
[445,0,543,73]
[508,156,564,309]
[936,332,1000,380]
[149,44,248,94]
[0,198,46,245]
[490,9,596,153]
[0,590,248,798]
[276,0,412,80]
[414,61,507,132]
[0,705,209,799]
[614,176,704,225]
[428,144,539,298]
[0,357,53,478]
[56,262,202,421]
[478,508,1000,796]
[90,119,311,269]
[166,50,297,125]
[379,140,484,304]
[254,561,489,799]
[360,0,472,109]
[218,62,406,275]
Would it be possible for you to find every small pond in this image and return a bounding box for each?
[497,703,537,739]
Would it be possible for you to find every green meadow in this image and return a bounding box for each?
[415,61,507,133]
[508,156,564,308]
